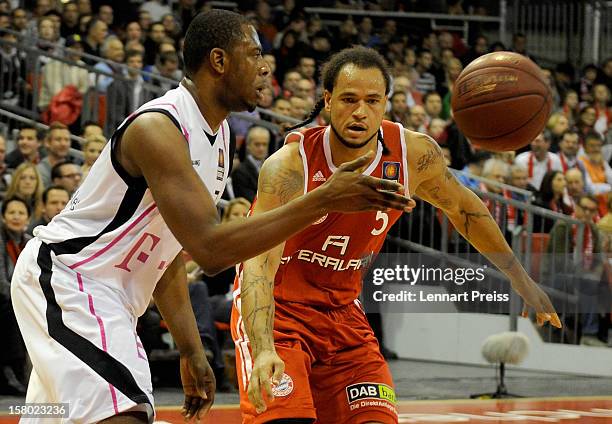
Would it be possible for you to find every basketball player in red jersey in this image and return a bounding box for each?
[232,46,562,424]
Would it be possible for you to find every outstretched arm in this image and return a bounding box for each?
[120,113,410,276]
[408,132,562,328]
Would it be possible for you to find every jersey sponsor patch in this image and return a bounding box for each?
[312,170,326,182]
[382,161,400,181]
[272,373,294,397]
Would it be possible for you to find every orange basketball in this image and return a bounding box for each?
[451,51,552,152]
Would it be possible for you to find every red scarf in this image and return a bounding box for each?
[503,189,528,231]
[528,152,551,178]
[572,222,594,270]
[6,238,24,265]
[480,183,504,226]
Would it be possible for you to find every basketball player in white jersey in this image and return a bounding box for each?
[10,10,412,424]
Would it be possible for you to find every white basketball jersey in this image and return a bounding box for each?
[34,84,230,316]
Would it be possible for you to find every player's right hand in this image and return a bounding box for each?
[248,350,285,414]
[321,151,416,213]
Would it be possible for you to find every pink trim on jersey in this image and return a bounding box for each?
[146,102,190,142]
[69,203,158,270]
[76,273,119,415]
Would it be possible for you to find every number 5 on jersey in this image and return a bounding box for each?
[371,211,389,236]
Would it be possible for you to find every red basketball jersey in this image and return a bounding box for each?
[270,120,409,308]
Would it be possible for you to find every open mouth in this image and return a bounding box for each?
[346,123,367,134]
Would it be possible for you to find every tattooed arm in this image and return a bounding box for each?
[241,143,304,414]
[407,131,562,327]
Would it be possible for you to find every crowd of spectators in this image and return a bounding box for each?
[0,0,610,393]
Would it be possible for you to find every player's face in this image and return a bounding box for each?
[2,200,29,233]
[325,64,387,149]
[228,25,270,113]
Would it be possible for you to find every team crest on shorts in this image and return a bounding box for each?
[272,373,294,397]
[382,161,400,181]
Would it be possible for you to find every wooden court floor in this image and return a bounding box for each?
[1,396,611,423]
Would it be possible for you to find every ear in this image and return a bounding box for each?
[209,47,227,75]
[324,90,332,112]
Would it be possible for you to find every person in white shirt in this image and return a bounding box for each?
[557,129,580,172]
[514,132,562,190]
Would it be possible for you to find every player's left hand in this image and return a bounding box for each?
[180,352,216,420]
[512,277,562,328]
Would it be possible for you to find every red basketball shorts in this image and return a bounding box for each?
[231,298,398,424]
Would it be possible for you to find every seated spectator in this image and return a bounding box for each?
[597,193,612,235]
[81,134,105,179]
[514,132,562,190]
[458,151,491,190]
[546,112,570,149]
[578,64,598,103]
[151,51,181,93]
[478,158,509,229]
[143,21,168,66]
[440,58,463,120]
[289,96,310,121]
[51,161,82,195]
[26,185,69,235]
[161,13,181,42]
[37,122,83,187]
[294,78,314,102]
[0,197,31,395]
[592,83,611,137]
[6,163,44,220]
[407,104,427,133]
[38,34,89,112]
[93,36,126,93]
[566,168,587,204]
[533,170,574,233]
[561,89,580,126]
[125,21,143,44]
[576,105,597,143]
[281,70,301,98]
[82,18,108,65]
[423,91,442,126]
[558,129,580,172]
[428,118,447,144]
[386,91,409,127]
[414,48,436,94]
[0,135,10,199]
[0,30,26,107]
[578,132,612,198]
[81,121,104,140]
[60,1,79,38]
[271,97,292,124]
[506,164,532,231]
[545,195,607,346]
[392,75,422,108]
[6,125,42,169]
[231,126,270,202]
[263,54,281,97]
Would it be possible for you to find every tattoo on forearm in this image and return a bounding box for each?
[259,162,303,204]
[428,186,452,209]
[416,149,439,173]
[497,255,518,271]
[460,209,490,238]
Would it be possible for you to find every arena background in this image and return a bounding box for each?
[0,0,611,422]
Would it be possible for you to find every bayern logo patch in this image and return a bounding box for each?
[272,373,294,397]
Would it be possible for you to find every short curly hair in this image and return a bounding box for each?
[183,9,249,77]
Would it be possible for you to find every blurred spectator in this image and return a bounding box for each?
[511,32,535,61]
[533,170,574,233]
[151,51,181,93]
[138,9,152,32]
[357,17,381,48]
[297,56,316,83]
[263,53,280,97]
[439,57,462,120]
[561,89,580,126]
[506,164,532,231]
[231,126,270,202]
[81,121,104,140]
[51,161,82,195]
[0,31,26,107]
[558,130,580,172]
[11,8,28,36]
[82,18,108,65]
[392,75,422,108]
[578,132,612,216]
[34,16,61,67]
[597,193,612,234]
[463,34,488,66]
[6,125,42,169]
[407,104,427,133]
[576,105,597,143]
[386,91,409,127]
[98,4,113,29]
[414,48,436,94]
[80,134,105,179]
[271,97,293,124]
[26,0,54,39]
[423,91,442,125]
[592,84,611,137]
[93,36,125,93]
[37,122,82,187]
[60,1,79,38]
[289,96,310,121]
[514,132,562,190]
[546,112,570,149]
[577,64,598,103]
[336,17,358,50]
[294,78,314,102]
[161,13,181,43]
[6,163,43,219]
[0,135,8,198]
[428,118,447,143]
[566,168,587,203]
[77,0,92,16]
[140,0,171,22]
[26,185,69,235]
[143,21,166,66]
[0,197,31,395]
[542,67,561,108]
[546,195,606,346]
[38,34,89,111]
[600,57,612,93]
[125,21,143,44]
[440,145,452,167]
[479,158,509,228]
[274,29,305,78]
